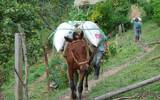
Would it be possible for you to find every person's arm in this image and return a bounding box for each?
[99,29,108,41]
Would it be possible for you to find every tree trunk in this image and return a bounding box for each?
[43,46,50,91]
[95,75,160,100]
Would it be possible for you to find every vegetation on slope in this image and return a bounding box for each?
[88,21,160,100]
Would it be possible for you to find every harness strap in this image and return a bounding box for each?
[71,51,79,64]
[78,60,89,65]
[71,50,89,66]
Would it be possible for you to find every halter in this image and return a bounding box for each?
[70,40,89,69]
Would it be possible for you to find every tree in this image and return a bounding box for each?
[151,0,160,26]
[88,0,130,33]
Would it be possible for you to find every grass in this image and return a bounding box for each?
[141,21,160,43]
[88,45,160,100]
[2,53,68,100]
[101,31,141,70]
[88,21,160,100]
[1,63,46,100]
[101,21,160,70]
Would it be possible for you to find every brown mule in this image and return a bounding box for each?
[64,32,89,100]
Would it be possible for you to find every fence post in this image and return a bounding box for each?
[20,32,29,100]
[15,33,23,100]
[43,46,50,91]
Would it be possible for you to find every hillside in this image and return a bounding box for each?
[1,0,160,100]
[88,21,160,100]
[2,20,160,100]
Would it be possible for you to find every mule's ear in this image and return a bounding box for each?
[64,36,72,42]
[80,31,84,39]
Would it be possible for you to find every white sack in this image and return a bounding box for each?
[80,21,105,47]
[53,21,106,52]
[53,22,74,52]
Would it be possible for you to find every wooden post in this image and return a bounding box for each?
[118,24,125,34]
[18,24,29,100]
[15,33,23,100]
[20,32,29,100]
[95,75,160,100]
[43,46,50,91]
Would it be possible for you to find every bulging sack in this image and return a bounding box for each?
[53,21,106,52]
[80,21,105,47]
[53,22,74,52]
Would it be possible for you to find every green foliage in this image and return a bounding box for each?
[143,2,153,20]
[0,1,43,86]
[129,0,138,4]
[108,41,117,56]
[151,0,160,26]
[88,22,160,100]
[68,7,88,21]
[29,64,45,83]
[49,56,68,89]
[104,41,118,60]
[89,0,130,33]
[129,0,148,5]
[0,0,74,86]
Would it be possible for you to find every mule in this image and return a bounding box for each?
[64,32,90,100]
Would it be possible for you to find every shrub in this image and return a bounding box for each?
[151,0,160,26]
[104,41,118,59]
[88,0,130,33]
[49,56,68,89]
[68,7,88,21]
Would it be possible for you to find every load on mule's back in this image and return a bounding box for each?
[64,30,90,99]
[53,21,106,52]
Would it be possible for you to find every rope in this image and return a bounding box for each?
[71,50,89,65]
[70,40,89,67]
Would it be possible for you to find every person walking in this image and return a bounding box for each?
[90,21,108,80]
[132,17,142,42]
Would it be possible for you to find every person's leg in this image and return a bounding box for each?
[135,35,137,42]
[137,35,140,41]
[92,53,97,74]
[94,51,104,79]
[138,29,141,41]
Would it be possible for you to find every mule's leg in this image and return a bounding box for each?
[85,71,88,91]
[78,70,85,100]
[68,69,77,99]
[74,70,79,91]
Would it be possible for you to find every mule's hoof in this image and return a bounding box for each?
[71,93,77,99]
[94,75,99,80]
[85,88,88,91]
[78,97,81,100]
[78,94,82,100]
[84,90,89,94]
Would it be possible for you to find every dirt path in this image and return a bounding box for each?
[59,44,155,100]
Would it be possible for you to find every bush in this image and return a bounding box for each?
[143,2,153,20]
[88,0,130,33]
[49,56,68,89]
[104,41,117,59]
[151,0,160,26]
[68,6,90,21]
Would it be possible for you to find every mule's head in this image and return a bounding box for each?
[72,30,84,40]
